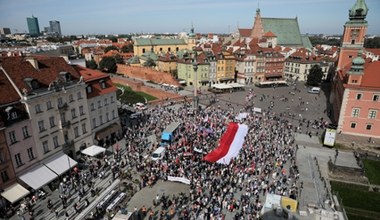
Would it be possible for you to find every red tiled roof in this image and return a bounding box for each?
[0,67,21,105]
[73,65,117,98]
[361,60,380,88]
[0,56,80,94]
[366,48,380,56]
[263,31,276,37]
[239,28,252,38]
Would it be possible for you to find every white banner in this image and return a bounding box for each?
[167,176,191,185]
[324,128,337,147]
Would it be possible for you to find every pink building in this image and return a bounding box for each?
[333,0,380,138]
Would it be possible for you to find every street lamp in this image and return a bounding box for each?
[193,57,199,109]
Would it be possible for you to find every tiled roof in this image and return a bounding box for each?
[0,66,21,105]
[134,38,186,46]
[73,65,117,99]
[361,60,380,88]
[238,29,252,38]
[0,56,80,94]
[366,48,380,56]
[263,31,276,37]
[261,18,303,46]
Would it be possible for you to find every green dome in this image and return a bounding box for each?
[349,0,368,20]
[352,56,365,65]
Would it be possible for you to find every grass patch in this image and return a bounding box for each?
[331,181,380,217]
[114,83,157,105]
[363,159,380,185]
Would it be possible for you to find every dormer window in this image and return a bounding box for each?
[100,80,106,89]
[59,72,71,82]
[86,86,93,93]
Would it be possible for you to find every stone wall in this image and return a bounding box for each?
[117,65,180,86]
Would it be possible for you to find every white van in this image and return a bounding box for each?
[308,87,321,94]
[151,147,166,161]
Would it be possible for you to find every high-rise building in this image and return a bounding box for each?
[49,20,62,37]
[26,15,40,36]
[0,27,11,35]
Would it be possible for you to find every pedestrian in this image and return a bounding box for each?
[55,209,59,218]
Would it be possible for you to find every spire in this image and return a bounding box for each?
[349,0,368,20]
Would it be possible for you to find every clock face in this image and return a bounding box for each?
[351,29,359,38]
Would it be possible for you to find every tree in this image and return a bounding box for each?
[99,56,117,73]
[114,54,124,64]
[121,44,133,53]
[104,46,119,54]
[326,65,336,82]
[86,59,98,69]
[364,37,380,48]
[307,64,323,86]
[143,58,156,67]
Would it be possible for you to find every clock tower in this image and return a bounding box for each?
[337,0,368,71]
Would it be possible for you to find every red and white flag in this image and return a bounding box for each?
[203,122,248,165]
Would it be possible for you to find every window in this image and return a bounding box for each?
[82,123,87,134]
[86,86,93,93]
[366,124,372,130]
[98,100,102,108]
[49,116,55,128]
[27,147,35,160]
[42,141,49,153]
[46,101,52,110]
[351,108,360,117]
[99,115,103,124]
[38,120,45,132]
[74,127,80,138]
[1,170,9,183]
[60,112,66,123]
[71,108,77,119]
[9,131,16,144]
[373,95,379,101]
[0,151,4,163]
[351,79,358,83]
[351,123,356,128]
[106,112,109,121]
[35,104,42,113]
[104,98,108,106]
[112,110,115,119]
[356,93,362,100]
[92,118,96,128]
[22,126,29,138]
[77,92,82,100]
[368,110,377,119]
[100,81,106,89]
[57,97,64,109]
[111,96,114,103]
[91,103,95,111]
[53,136,59,148]
[69,94,74,102]
[79,106,84,115]
[15,153,22,167]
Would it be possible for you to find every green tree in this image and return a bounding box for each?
[143,58,156,67]
[121,44,134,53]
[86,59,98,69]
[307,64,323,86]
[104,45,119,53]
[99,56,117,73]
[114,54,124,64]
[364,37,380,48]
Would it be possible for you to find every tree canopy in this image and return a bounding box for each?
[143,58,156,67]
[121,44,134,53]
[85,59,98,69]
[307,65,323,86]
[364,37,380,48]
[99,56,117,73]
[104,45,119,53]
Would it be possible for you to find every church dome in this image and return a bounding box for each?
[352,56,365,65]
[349,0,368,20]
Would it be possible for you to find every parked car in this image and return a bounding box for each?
[308,87,321,94]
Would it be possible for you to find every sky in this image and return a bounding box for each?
[0,0,379,36]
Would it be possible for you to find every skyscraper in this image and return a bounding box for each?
[27,15,40,36]
[49,20,62,37]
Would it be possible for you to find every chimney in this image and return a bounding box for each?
[26,57,39,70]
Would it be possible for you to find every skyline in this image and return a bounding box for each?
[0,0,379,36]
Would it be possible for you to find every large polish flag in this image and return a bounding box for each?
[203,122,248,165]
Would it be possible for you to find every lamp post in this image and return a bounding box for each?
[193,57,199,109]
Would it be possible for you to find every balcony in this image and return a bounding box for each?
[58,102,68,110]
[63,140,74,148]
[62,121,71,128]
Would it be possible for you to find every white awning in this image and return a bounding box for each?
[1,183,29,203]
[212,84,233,90]
[19,165,58,190]
[81,145,106,157]
[43,153,78,176]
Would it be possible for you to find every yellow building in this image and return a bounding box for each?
[156,53,178,74]
[133,38,190,56]
[216,51,236,82]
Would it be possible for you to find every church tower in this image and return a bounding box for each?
[250,8,264,40]
[337,0,368,71]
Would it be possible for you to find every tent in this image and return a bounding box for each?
[1,183,29,203]
[81,145,106,157]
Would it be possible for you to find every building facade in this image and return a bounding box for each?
[333,0,380,138]
[26,16,40,36]
[49,20,62,37]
